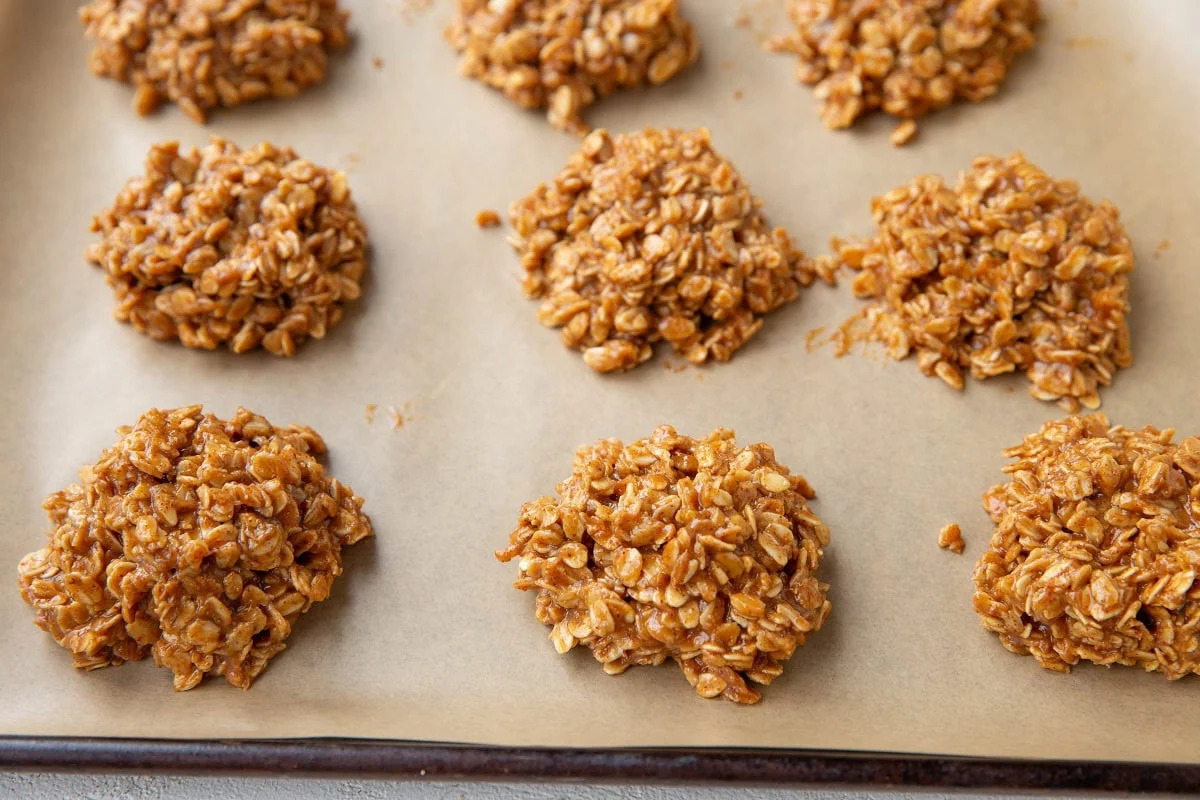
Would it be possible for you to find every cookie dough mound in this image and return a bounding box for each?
[80,0,349,122]
[974,414,1200,679]
[17,406,373,691]
[510,128,814,372]
[497,426,832,704]
[830,152,1133,410]
[88,138,367,357]
[770,0,1038,136]
[447,0,698,133]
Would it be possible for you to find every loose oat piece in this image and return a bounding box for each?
[510,128,815,372]
[80,0,349,123]
[446,0,699,133]
[889,119,917,147]
[497,426,832,703]
[476,209,502,228]
[938,522,964,554]
[89,138,367,357]
[973,414,1200,679]
[17,406,373,691]
[828,153,1133,410]
[769,0,1038,140]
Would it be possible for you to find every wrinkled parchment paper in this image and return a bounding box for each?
[1,0,1198,764]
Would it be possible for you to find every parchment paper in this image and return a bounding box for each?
[1,0,1198,764]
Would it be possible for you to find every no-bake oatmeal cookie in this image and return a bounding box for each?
[89,137,367,357]
[509,127,816,372]
[827,153,1133,410]
[80,0,350,122]
[974,415,1200,679]
[17,406,373,691]
[497,426,832,704]
[447,0,698,133]
[769,0,1038,142]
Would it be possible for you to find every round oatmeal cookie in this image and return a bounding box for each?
[17,406,373,691]
[88,138,367,357]
[974,414,1200,679]
[830,152,1133,410]
[769,0,1038,139]
[497,426,832,704]
[509,128,816,373]
[79,0,349,123]
[447,0,698,133]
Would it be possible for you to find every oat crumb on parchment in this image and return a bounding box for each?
[476,209,502,228]
[804,325,830,354]
[938,522,965,554]
[1065,36,1106,50]
[400,0,434,23]
[890,119,917,147]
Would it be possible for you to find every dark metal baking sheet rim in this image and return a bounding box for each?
[2,737,1198,792]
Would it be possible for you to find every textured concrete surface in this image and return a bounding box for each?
[0,775,1080,799]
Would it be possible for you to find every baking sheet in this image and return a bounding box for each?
[1,0,1198,765]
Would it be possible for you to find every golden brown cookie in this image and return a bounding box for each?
[974,414,1200,679]
[447,0,698,133]
[80,0,349,122]
[509,128,815,372]
[18,406,373,690]
[828,153,1133,410]
[769,0,1038,140]
[89,138,367,357]
[497,426,831,703]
